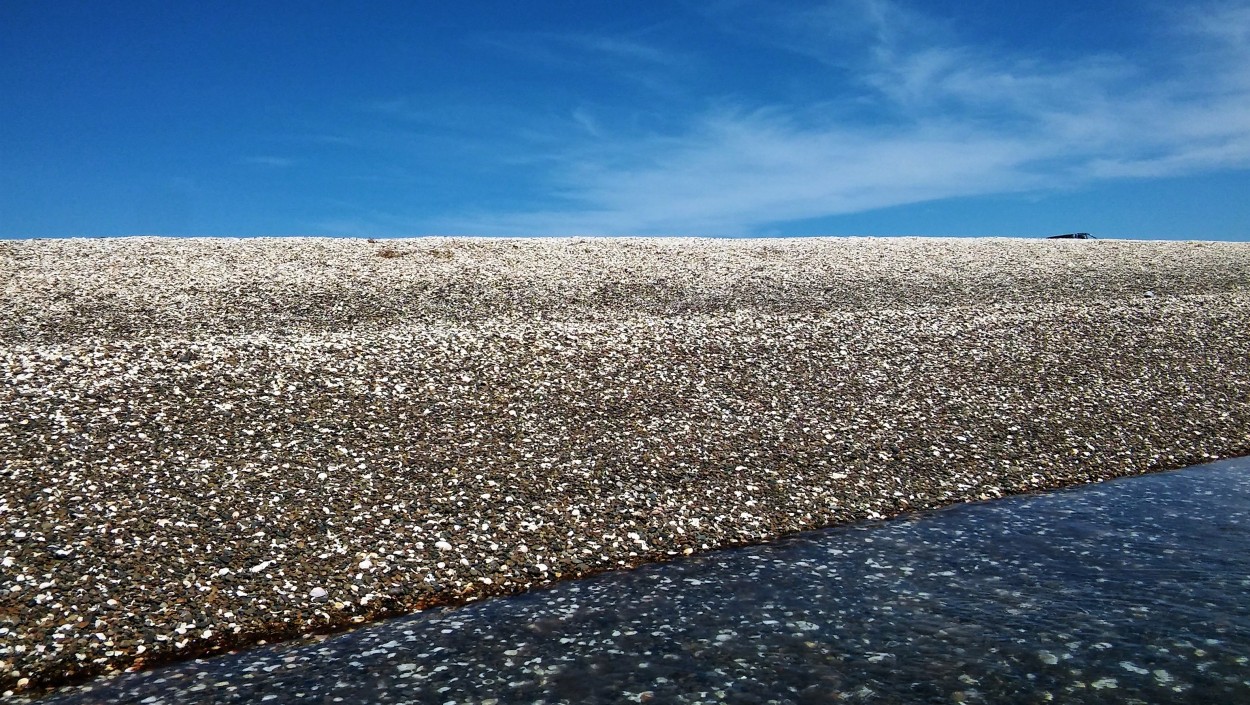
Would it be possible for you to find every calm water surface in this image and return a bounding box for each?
[42,457,1250,704]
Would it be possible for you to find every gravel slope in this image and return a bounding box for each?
[2,236,1249,697]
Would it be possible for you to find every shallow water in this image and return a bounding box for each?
[39,457,1250,704]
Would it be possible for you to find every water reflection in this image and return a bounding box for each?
[42,457,1250,704]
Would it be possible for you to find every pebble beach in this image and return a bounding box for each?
[2,236,1249,697]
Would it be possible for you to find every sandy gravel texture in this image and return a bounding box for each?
[2,236,1249,697]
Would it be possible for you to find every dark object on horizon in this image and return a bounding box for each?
[1048,232,1095,239]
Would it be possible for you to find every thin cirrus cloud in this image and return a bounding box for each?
[429,0,1250,237]
[474,30,684,71]
[240,156,297,168]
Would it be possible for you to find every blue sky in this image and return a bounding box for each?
[3,0,1249,240]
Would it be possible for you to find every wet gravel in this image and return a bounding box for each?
[21,455,1250,705]
[2,236,1250,697]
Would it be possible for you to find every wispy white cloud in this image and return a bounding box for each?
[441,114,1048,236]
[1180,0,1250,46]
[570,107,606,138]
[240,156,296,168]
[420,0,1250,235]
[557,33,678,66]
[470,27,699,103]
[476,30,682,69]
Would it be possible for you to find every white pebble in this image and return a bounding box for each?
[1091,678,1118,690]
[309,587,328,599]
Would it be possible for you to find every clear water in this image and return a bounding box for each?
[42,457,1250,704]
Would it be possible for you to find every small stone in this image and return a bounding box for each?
[309,587,328,599]
[1091,678,1118,690]
[358,559,373,570]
